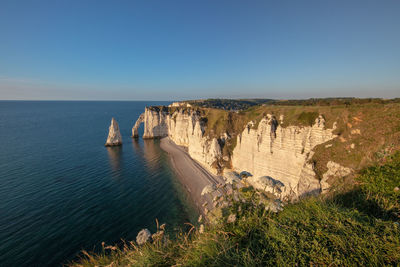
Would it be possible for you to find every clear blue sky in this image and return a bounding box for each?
[1,0,399,100]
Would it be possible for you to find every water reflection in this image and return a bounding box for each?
[143,139,161,172]
[131,138,142,155]
[106,146,123,173]
[130,138,163,174]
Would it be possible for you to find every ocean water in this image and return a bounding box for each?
[0,101,198,267]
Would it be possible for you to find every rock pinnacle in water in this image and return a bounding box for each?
[105,118,122,146]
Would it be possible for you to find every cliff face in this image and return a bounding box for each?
[143,108,169,138]
[232,115,336,199]
[135,107,338,198]
[134,107,222,174]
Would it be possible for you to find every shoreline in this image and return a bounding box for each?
[160,137,224,218]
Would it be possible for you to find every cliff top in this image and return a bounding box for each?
[185,97,400,111]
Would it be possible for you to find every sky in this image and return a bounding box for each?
[0,0,399,100]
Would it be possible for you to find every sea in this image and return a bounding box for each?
[0,101,198,267]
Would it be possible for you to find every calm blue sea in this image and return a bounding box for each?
[0,101,198,267]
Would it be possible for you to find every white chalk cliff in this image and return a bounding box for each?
[134,107,339,199]
[132,113,144,138]
[105,118,122,146]
[232,115,336,199]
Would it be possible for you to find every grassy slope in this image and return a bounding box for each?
[70,153,400,266]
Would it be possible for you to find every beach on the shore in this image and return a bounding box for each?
[160,137,224,216]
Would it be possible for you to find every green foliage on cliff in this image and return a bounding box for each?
[69,155,400,267]
[297,111,320,126]
[188,97,400,110]
[187,98,274,111]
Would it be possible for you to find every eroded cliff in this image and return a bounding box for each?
[232,115,337,199]
[105,118,123,146]
[133,106,342,198]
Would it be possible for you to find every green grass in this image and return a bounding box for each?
[357,153,400,213]
[69,154,400,267]
[297,111,320,126]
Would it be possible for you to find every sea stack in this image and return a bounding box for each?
[105,118,122,146]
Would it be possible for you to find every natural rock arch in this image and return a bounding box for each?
[132,113,144,138]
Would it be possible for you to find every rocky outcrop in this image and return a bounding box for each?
[132,113,144,138]
[320,161,352,192]
[136,229,152,245]
[232,115,337,199]
[133,107,339,198]
[105,118,122,146]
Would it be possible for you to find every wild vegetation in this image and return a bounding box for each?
[70,153,400,266]
[186,97,400,110]
[186,98,274,111]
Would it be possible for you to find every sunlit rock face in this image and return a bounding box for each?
[167,110,222,174]
[143,108,169,138]
[105,118,122,146]
[320,161,352,193]
[138,107,221,174]
[135,107,340,199]
[132,113,144,138]
[232,115,337,199]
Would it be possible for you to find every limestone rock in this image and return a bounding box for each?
[136,229,152,245]
[105,118,122,146]
[132,113,144,138]
[232,114,337,199]
[321,161,352,192]
[224,172,241,184]
[247,176,285,196]
[227,214,236,223]
[143,107,169,138]
[265,199,283,213]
